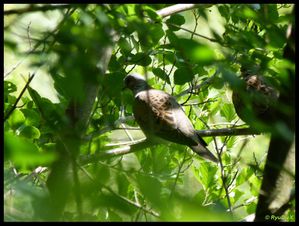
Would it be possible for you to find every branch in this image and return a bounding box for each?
[85,125,258,143]
[4,73,35,122]
[79,127,259,165]
[157,4,212,18]
[166,22,219,43]
[196,127,259,137]
[175,69,218,98]
[79,139,152,165]
[102,184,160,218]
[4,7,76,78]
[4,4,72,16]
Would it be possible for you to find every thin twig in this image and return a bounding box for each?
[213,137,233,214]
[191,10,200,40]
[175,69,218,98]
[166,22,220,44]
[226,169,239,190]
[180,83,194,106]
[4,73,35,122]
[102,185,160,217]
[75,161,160,218]
[182,99,217,106]
[199,119,233,215]
[169,149,189,199]
[26,21,32,50]
[4,7,76,78]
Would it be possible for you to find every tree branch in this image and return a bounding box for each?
[157,4,211,18]
[166,22,219,43]
[79,127,259,165]
[254,8,295,222]
[4,4,72,16]
[196,127,259,137]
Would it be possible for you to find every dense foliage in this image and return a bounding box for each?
[4,4,295,221]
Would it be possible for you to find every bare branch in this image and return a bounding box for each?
[79,139,152,165]
[4,4,72,16]
[166,22,219,43]
[79,127,260,166]
[196,127,260,137]
[157,4,211,18]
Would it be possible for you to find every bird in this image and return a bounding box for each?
[232,68,279,129]
[123,73,218,163]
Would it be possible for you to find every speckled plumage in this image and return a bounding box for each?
[232,71,279,126]
[124,73,218,163]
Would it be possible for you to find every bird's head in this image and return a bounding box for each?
[123,73,151,95]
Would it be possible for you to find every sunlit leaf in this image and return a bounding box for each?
[4,132,57,170]
[8,109,25,130]
[18,125,41,139]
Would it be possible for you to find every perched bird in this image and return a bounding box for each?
[232,68,279,129]
[123,73,218,163]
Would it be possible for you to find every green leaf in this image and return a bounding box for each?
[104,72,126,106]
[246,202,256,214]
[144,6,160,21]
[4,80,17,94]
[234,189,245,204]
[166,29,179,44]
[4,132,57,170]
[173,39,216,65]
[96,193,135,215]
[174,67,194,85]
[8,109,26,130]
[236,167,254,186]
[210,76,225,89]
[21,109,41,127]
[128,52,152,66]
[193,162,217,191]
[166,14,185,31]
[261,4,279,22]
[130,35,139,52]
[221,67,243,89]
[118,37,132,54]
[18,125,41,139]
[163,51,176,65]
[149,23,165,45]
[152,68,170,84]
[266,25,287,48]
[4,40,17,50]
[190,45,216,65]
[108,55,122,72]
[27,87,65,128]
[136,174,162,208]
[220,103,235,121]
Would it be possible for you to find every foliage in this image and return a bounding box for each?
[4,4,295,222]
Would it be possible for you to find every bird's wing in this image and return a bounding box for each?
[134,89,199,146]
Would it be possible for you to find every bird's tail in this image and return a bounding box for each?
[190,144,218,163]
